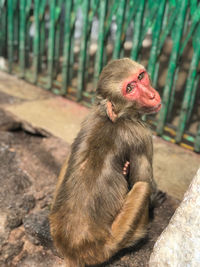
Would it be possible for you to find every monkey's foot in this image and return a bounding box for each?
[151,190,166,208]
[123,161,130,176]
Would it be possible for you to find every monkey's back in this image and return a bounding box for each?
[50,112,152,263]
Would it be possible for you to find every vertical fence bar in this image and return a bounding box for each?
[69,0,82,85]
[187,74,199,123]
[47,0,56,89]
[61,0,73,94]
[147,0,166,81]
[13,0,19,61]
[81,0,98,92]
[175,26,200,143]
[156,0,188,135]
[7,0,14,73]
[194,124,200,152]
[112,0,126,59]
[123,1,137,35]
[152,62,159,87]
[131,0,145,60]
[157,7,178,56]
[167,66,179,119]
[38,0,46,72]
[54,24,61,75]
[104,1,119,36]
[0,5,2,56]
[69,28,75,85]
[102,1,119,66]
[139,3,159,49]
[190,0,197,15]
[0,4,6,57]
[33,0,40,83]
[39,18,45,71]
[24,0,32,69]
[19,0,26,77]
[54,0,62,75]
[93,0,107,89]
[77,0,89,101]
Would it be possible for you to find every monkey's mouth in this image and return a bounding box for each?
[147,103,162,114]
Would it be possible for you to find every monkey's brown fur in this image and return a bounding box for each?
[49,58,160,266]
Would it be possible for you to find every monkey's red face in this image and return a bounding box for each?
[122,69,161,113]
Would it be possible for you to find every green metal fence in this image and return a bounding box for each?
[0,0,200,152]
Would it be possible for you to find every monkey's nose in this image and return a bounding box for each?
[148,90,155,100]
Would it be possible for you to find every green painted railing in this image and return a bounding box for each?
[0,0,200,152]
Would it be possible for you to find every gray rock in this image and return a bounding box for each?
[6,210,24,229]
[23,210,53,248]
[6,194,36,230]
[0,241,24,264]
[16,194,36,213]
[149,168,200,267]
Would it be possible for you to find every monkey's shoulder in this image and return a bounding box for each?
[116,120,152,148]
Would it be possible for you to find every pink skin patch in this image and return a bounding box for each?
[122,69,161,112]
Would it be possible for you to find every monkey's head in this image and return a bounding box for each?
[97,58,161,121]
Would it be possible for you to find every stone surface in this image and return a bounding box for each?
[6,195,36,230]
[0,108,70,266]
[149,168,200,267]
[23,210,53,248]
[0,241,24,265]
[5,97,89,144]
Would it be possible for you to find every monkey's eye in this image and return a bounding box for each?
[126,82,136,93]
[138,72,145,80]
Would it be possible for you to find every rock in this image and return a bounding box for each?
[17,250,65,267]
[0,109,21,131]
[16,194,36,213]
[0,241,24,264]
[149,168,200,267]
[6,210,24,229]
[23,210,53,248]
[0,108,50,137]
[6,194,36,230]
[0,213,10,246]
[0,146,32,210]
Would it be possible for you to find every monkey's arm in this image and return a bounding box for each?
[129,153,153,186]
[129,153,165,207]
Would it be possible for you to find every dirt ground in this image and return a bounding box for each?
[0,71,199,266]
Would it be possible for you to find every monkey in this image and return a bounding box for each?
[49,58,162,267]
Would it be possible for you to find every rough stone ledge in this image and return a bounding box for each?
[149,167,200,267]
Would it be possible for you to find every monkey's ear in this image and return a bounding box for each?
[106,101,117,122]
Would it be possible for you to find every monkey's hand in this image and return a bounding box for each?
[123,161,130,176]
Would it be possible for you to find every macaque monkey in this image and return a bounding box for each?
[49,58,162,266]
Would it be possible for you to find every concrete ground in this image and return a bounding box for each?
[0,71,199,201]
[0,70,199,266]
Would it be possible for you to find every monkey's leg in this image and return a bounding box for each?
[108,181,150,251]
[62,182,150,267]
